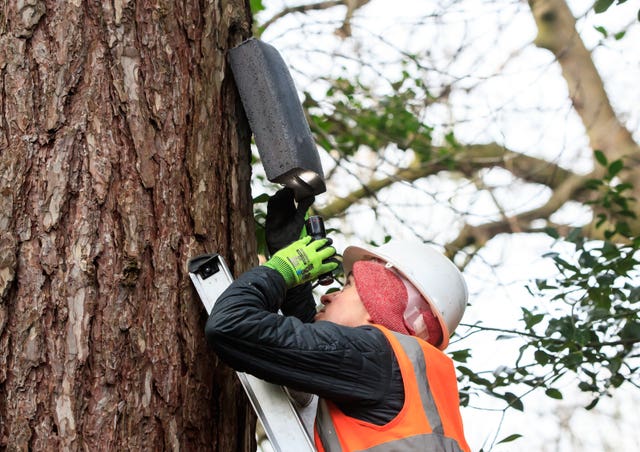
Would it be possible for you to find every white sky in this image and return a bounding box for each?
[253,1,640,450]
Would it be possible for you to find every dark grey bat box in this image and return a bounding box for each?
[229,38,326,200]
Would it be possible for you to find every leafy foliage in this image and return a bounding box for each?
[454,152,639,413]
[253,192,270,258]
[250,0,265,14]
[593,0,638,18]
[593,0,639,35]
[497,433,523,445]
[253,69,639,423]
[304,73,440,161]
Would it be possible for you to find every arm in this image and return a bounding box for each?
[263,188,319,323]
[205,266,393,405]
[281,282,316,323]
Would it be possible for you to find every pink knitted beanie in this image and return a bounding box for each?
[352,260,443,346]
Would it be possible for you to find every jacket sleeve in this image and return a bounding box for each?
[205,266,394,405]
[280,281,317,323]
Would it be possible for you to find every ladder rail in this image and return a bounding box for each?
[188,254,317,452]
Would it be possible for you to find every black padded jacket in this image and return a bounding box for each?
[205,266,404,425]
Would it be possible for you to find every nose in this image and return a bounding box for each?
[320,292,336,305]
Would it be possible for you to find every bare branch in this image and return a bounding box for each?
[335,0,372,38]
[260,0,372,38]
[444,173,590,258]
[317,143,581,219]
[261,1,344,32]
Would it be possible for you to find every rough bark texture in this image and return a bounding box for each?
[0,0,256,450]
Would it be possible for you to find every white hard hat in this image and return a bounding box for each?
[343,240,468,349]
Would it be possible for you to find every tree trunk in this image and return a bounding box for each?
[0,1,256,450]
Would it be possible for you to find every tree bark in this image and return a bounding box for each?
[0,1,256,450]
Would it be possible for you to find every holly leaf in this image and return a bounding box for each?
[497,434,523,444]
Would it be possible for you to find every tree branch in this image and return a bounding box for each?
[260,0,372,38]
[335,0,372,38]
[317,143,582,219]
[529,0,638,162]
[529,0,640,234]
[444,173,590,257]
[261,1,344,33]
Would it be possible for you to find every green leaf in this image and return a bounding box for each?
[255,222,267,257]
[546,388,563,399]
[613,222,629,237]
[620,320,640,340]
[608,159,624,177]
[611,373,625,387]
[594,0,615,13]
[535,278,557,290]
[250,0,265,13]
[578,251,597,268]
[253,193,270,204]
[608,357,622,374]
[534,350,550,365]
[544,227,559,239]
[565,351,584,370]
[584,178,604,189]
[615,182,633,192]
[451,349,472,363]
[522,308,544,329]
[575,329,592,346]
[579,381,596,392]
[553,257,578,272]
[594,150,608,166]
[601,241,620,258]
[594,25,608,37]
[595,213,607,228]
[585,398,599,410]
[614,31,626,40]
[504,392,524,411]
[497,434,523,444]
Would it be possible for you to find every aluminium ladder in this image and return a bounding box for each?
[188,254,317,452]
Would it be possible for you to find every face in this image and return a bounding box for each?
[314,274,372,327]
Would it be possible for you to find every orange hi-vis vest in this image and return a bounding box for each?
[314,325,470,452]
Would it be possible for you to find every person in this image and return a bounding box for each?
[206,188,470,452]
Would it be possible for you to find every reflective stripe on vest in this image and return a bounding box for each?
[316,399,345,452]
[315,326,469,452]
[393,332,444,436]
[365,433,465,452]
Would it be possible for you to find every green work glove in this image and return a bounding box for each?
[263,236,339,288]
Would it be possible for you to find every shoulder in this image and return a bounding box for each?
[305,321,392,354]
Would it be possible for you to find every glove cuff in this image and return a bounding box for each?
[263,256,296,287]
